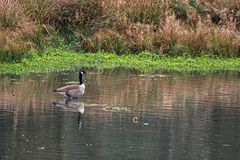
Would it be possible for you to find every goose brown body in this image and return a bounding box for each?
[53,70,86,98]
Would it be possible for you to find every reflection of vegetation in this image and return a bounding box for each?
[0,70,240,159]
[1,49,240,75]
[1,71,240,159]
[1,71,239,115]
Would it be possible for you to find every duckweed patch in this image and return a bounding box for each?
[0,49,240,75]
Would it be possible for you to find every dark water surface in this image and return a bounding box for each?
[0,70,240,160]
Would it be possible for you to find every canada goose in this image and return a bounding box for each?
[53,70,86,98]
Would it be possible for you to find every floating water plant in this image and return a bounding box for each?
[0,49,240,75]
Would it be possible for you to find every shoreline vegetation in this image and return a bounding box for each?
[0,48,240,75]
[0,0,240,74]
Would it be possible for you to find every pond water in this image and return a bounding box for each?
[0,70,240,160]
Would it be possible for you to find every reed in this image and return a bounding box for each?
[0,30,30,63]
[0,0,23,29]
[0,0,35,62]
[20,0,54,22]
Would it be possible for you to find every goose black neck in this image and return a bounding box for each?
[79,73,84,85]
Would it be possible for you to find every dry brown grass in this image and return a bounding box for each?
[0,0,38,62]
[155,15,240,56]
[45,0,105,34]
[79,29,128,54]
[0,0,240,62]
[20,0,54,22]
[0,0,23,28]
[118,0,170,25]
[0,30,31,63]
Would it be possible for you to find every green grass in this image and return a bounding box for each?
[0,48,240,75]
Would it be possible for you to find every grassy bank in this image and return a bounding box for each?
[0,0,240,63]
[0,49,240,75]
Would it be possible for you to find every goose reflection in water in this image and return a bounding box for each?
[53,99,85,129]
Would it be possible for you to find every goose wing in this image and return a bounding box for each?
[66,84,85,97]
[53,85,80,92]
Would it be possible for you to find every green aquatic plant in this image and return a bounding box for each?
[0,49,240,75]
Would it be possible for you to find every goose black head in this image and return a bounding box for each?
[79,70,86,85]
[79,70,86,75]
